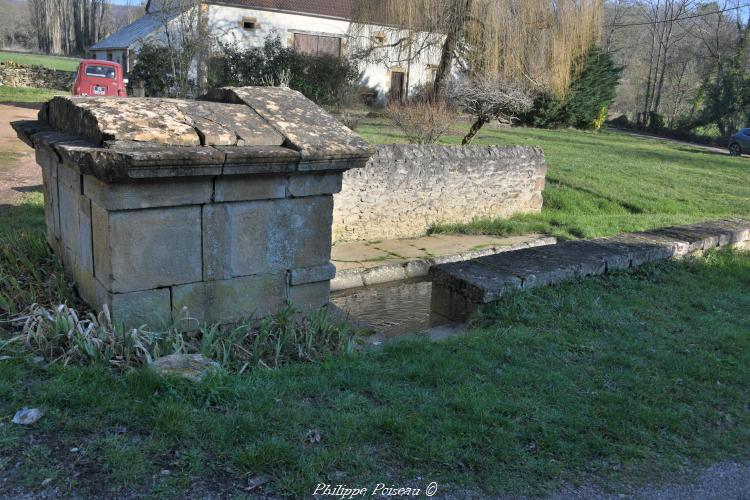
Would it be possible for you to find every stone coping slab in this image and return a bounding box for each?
[11,87,372,182]
[331,234,556,291]
[430,218,750,321]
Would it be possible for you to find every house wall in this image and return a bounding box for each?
[206,4,443,102]
[92,49,129,72]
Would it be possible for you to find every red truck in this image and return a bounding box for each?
[72,60,127,97]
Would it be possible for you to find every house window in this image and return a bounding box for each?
[294,33,342,57]
[427,65,438,83]
[372,31,385,45]
[242,17,259,30]
[107,51,113,61]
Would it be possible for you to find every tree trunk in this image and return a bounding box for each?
[433,0,473,96]
[462,116,487,145]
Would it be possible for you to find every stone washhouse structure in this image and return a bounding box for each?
[13,87,372,328]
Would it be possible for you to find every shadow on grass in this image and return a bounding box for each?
[2,249,750,497]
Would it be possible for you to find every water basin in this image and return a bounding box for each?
[331,278,440,338]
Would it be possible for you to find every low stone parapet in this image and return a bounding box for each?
[332,144,547,243]
[430,219,750,322]
[13,87,372,328]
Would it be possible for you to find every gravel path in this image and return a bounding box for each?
[547,461,750,500]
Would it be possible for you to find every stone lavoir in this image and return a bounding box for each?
[13,87,372,328]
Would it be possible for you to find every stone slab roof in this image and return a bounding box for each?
[12,86,372,181]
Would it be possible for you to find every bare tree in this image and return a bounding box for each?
[448,78,533,144]
[0,0,36,49]
[28,0,107,55]
[151,0,211,97]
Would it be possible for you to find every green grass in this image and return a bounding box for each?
[358,119,750,239]
[1,124,749,496]
[0,51,79,72]
[1,251,748,496]
[0,86,64,103]
[1,194,749,496]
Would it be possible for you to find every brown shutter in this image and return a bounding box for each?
[294,34,341,57]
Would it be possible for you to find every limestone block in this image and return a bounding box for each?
[288,281,330,311]
[57,162,81,190]
[90,202,111,285]
[84,175,213,210]
[214,175,287,203]
[35,147,58,172]
[60,245,77,282]
[76,196,96,304]
[430,284,478,323]
[96,205,203,293]
[203,196,333,279]
[171,273,286,325]
[58,182,80,253]
[288,173,343,198]
[40,159,60,246]
[289,263,336,286]
[175,100,285,147]
[205,87,372,162]
[96,283,172,329]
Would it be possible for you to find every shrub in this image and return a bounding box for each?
[523,46,622,130]
[209,33,360,106]
[592,105,608,131]
[448,78,533,144]
[608,114,631,129]
[336,111,362,130]
[129,42,196,98]
[385,97,455,144]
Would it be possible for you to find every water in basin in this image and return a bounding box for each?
[331,278,438,338]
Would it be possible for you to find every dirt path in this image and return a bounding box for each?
[611,128,734,157]
[0,104,43,209]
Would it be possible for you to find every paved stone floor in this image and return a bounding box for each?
[331,233,556,291]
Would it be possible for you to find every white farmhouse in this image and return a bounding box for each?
[90,0,444,103]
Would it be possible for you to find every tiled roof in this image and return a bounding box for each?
[212,0,354,20]
[91,13,177,50]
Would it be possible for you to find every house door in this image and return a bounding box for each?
[390,71,405,103]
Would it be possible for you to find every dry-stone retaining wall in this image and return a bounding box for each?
[332,144,546,243]
[0,61,74,91]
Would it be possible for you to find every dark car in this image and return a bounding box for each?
[728,128,750,156]
[72,60,127,97]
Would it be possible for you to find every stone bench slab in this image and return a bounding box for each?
[431,219,750,321]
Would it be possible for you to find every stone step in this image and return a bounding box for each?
[430,218,750,322]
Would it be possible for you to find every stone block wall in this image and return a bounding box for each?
[0,61,74,91]
[332,145,547,243]
[42,152,341,328]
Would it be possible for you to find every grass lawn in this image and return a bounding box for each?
[1,196,749,497]
[0,86,64,103]
[0,51,79,72]
[357,119,750,240]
